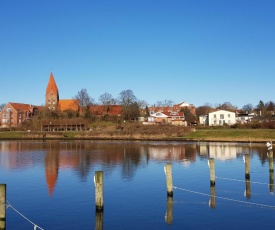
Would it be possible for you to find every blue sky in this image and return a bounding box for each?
[1,0,274,109]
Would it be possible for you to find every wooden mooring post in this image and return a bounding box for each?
[95,210,104,230]
[165,196,173,225]
[245,179,251,199]
[245,155,250,180]
[268,150,274,172]
[269,171,274,193]
[209,158,215,187]
[268,150,274,192]
[94,171,104,211]
[209,186,216,209]
[0,184,6,230]
[165,163,173,197]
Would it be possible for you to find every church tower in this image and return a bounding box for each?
[45,73,59,110]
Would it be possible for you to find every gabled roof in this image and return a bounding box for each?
[46,73,59,96]
[7,102,42,112]
[59,99,79,111]
[9,102,33,111]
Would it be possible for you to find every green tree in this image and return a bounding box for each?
[257,100,265,116]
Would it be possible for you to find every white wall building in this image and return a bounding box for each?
[199,110,236,126]
[208,110,236,126]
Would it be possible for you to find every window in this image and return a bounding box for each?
[228,114,230,118]
[214,114,217,118]
[220,114,224,119]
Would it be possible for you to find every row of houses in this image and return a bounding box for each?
[0,73,261,129]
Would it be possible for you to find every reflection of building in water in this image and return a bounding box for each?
[1,141,197,195]
[45,147,59,197]
[198,142,250,160]
[146,144,196,163]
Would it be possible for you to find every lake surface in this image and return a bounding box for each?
[0,140,274,230]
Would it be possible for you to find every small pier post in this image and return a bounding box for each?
[95,171,104,211]
[245,179,251,199]
[269,171,274,193]
[209,185,216,209]
[165,196,173,224]
[209,158,215,187]
[245,155,250,179]
[0,184,6,230]
[95,210,104,230]
[165,163,173,197]
[268,150,274,192]
[268,150,274,172]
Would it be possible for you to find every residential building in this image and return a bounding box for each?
[199,110,236,126]
[148,111,187,126]
[0,102,41,127]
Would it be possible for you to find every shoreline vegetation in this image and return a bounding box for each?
[0,122,275,143]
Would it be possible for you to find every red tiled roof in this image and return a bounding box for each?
[46,73,59,96]
[89,105,122,116]
[8,102,42,112]
[59,99,79,111]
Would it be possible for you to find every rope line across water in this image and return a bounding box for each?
[215,176,272,185]
[173,186,275,209]
[6,201,44,230]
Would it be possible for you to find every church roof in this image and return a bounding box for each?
[59,99,79,111]
[46,73,59,96]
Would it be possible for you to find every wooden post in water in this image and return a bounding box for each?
[165,196,173,224]
[0,184,6,230]
[245,155,250,180]
[95,171,104,211]
[269,171,274,193]
[268,150,274,193]
[209,158,215,187]
[268,150,274,172]
[165,163,173,197]
[245,179,251,199]
[209,186,216,209]
[95,210,104,230]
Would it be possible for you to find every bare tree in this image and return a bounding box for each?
[99,92,117,105]
[74,89,94,107]
[216,102,238,111]
[98,92,117,113]
[265,101,275,115]
[119,90,137,106]
[119,89,139,120]
[137,100,148,109]
[196,103,214,116]
[241,104,254,113]
[155,99,174,107]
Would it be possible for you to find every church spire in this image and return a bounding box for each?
[45,73,59,110]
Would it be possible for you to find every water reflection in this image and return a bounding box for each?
[0,141,273,198]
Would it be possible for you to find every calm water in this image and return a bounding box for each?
[0,140,274,230]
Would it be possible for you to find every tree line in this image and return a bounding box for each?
[0,90,274,123]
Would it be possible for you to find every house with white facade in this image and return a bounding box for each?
[235,112,256,124]
[148,111,187,126]
[199,110,236,126]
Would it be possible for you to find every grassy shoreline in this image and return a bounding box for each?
[0,129,274,143]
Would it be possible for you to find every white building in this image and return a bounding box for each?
[199,110,236,126]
